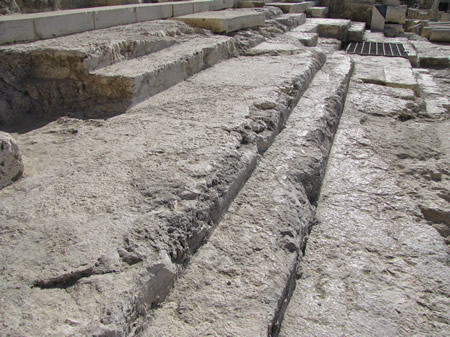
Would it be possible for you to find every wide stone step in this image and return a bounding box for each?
[292,18,351,41]
[91,35,237,108]
[348,21,366,42]
[305,6,328,18]
[279,51,449,337]
[0,0,235,45]
[0,36,325,336]
[0,20,224,126]
[174,8,266,33]
[141,51,353,337]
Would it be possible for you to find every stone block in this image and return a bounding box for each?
[93,6,137,29]
[174,10,265,33]
[286,31,318,46]
[35,10,95,39]
[193,0,211,13]
[348,21,366,42]
[266,2,308,13]
[0,16,36,44]
[0,132,23,190]
[371,5,385,32]
[173,2,195,17]
[385,5,407,24]
[384,23,404,37]
[429,29,450,42]
[306,6,328,18]
[238,0,265,8]
[136,4,173,21]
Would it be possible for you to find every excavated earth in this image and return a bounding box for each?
[0,11,449,337]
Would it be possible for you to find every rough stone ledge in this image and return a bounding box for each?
[0,47,324,336]
[140,52,354,337]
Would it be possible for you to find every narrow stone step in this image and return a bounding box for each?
[292,18,351,41]
[91,35,237,108]
[279,53,449,337]
[266,2,310,13]
[348,21,366,42]
[0,40,325,336]
[305,6,328,18]
[140,51,353,337]
[174,9,266,33]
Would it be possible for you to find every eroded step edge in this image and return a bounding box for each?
[141,52,354,337]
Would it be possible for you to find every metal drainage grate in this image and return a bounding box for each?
[346,42,409,58]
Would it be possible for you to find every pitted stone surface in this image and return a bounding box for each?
[280,54,450,337]
[0,48,324,337]
[141,51,353,337]
[174,9,265,33]
[0,131,23,189]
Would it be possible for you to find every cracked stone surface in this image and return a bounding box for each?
[0,46,324,336]
[280,56,450,337]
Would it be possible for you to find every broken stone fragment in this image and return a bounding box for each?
[0,132,24,189]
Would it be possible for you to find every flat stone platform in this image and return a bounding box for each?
[0,0,234,45]
[174,9,266,33]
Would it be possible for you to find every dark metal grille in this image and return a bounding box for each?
[346,42,409,58]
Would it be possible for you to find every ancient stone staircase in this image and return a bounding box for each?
[1,2,448,337]
[0,4,359,336]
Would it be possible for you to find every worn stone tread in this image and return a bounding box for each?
[0,46,324,337]
[141,52,353,337]
[280,56,450,337]
[92,35,237,105]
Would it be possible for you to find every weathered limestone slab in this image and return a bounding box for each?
[266,2,308,13]
[172,1,195,16]
[0,15,36,44]
[429,28,450,42]
[0,44,325,337]
[410,40,450,68]
[286,31,318,46]
[0,132,23,189]
[348,21,366,42]
[305,6,328,18]
[305,18,351,41]
[174,9,265,33]
[92,36,237,104]
[385,4,407,24]
[141,51,352,337]
[92,5,136,30]
[136,3,172,21]
[0,20,201,125]
[352,55,418,93]
[0,1,222,45]
[280,58,450,337]
[414,68,450,116]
